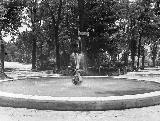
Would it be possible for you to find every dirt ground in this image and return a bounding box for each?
[0,105,160,121]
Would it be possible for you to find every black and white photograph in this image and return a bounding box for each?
[0,0,160,120]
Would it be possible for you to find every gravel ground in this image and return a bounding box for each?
[1,62,160,121]
[0,105,160,121]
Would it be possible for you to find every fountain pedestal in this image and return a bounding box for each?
[72,53,83,85]
[72,70,82,85]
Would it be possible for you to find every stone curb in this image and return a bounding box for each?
[0,76,160,111]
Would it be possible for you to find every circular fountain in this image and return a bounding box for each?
[1,53,160,110]
[0,76,159,110]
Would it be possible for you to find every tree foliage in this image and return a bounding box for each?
[0,0,25,79]
[3,0,160,75]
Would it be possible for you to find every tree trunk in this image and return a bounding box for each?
[0,42,6,79]
[123,51,129,66]
[32,32,37,70]
[130,38,137,71]
[0,40,10,79]
[137,33,142,69]
[152,57,156,67]
[141,47,145,70]
[54,0,62,70]
[30,0,37,70]
[39,41,43,69]
[151,43,158,67]
[55,27,60,70]
[131,52,135,70]
[1,43,4,72]
[30,1,38,70]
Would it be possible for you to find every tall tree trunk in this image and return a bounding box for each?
[1,42,4,72]
[137,33,142,69]
[151,43,158,67]
[152,55,156,67]
[153,58,156,67]
[141,46,145,70]
[131,52,135,70]
[30,1,38,70]
[55,27,60,70]
[130,38,137,71]
[54,0,62,70]
[39,41,43,69]
[124,51,129,66]
[32,32,37,70]
[0,38,10,79]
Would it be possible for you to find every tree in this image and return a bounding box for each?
[39,0,63,70]
[24,0,41,70]
[137,0,160,68]
[117,0,159,70]
[77,0,120,69]
[0,0,24,79]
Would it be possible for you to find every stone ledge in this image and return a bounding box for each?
[0,90,159,110]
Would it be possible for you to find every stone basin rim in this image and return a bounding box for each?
[0,76,160,110]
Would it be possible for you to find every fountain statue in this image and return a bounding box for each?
[72,53,83,85]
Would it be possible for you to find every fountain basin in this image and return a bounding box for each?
[0,76,160,110]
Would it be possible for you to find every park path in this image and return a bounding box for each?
[114,67,160,83]
[1,62,160,121]
[4,62,60,79]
